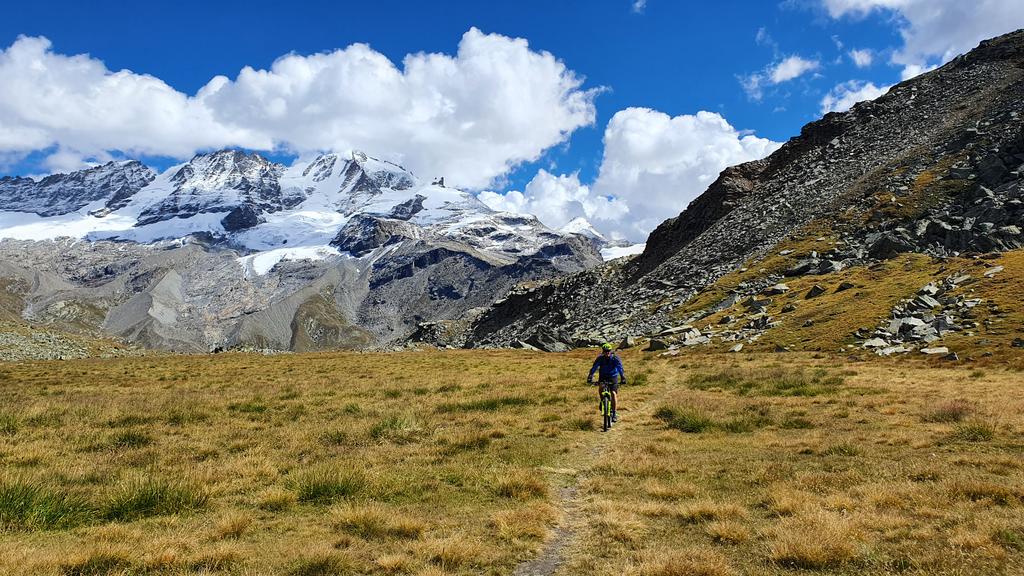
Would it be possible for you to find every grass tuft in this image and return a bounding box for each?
[0,412,19,436]
[705,520,751,544]
[638,548,736,576]
[331,504,425,539]
[60,551,136,576]
[103,477,207,521]
[768,511,860,569]
[950,420,995,442]
[436,396,532,413]
[109,430,153,449]
[922,399,973,423]
[293,467,367,504]
[213,511,253,540]
[494,471,549,500]
[655,405,715,433]
[370,415,422,443]
[0,479,93,530]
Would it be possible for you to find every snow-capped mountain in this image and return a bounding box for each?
[0,160,155,217]
[0,150,580,265]
[0,150,601,352]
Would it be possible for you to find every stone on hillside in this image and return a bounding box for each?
[867,232,915,259]
[943,352,960,361]
[618,336,637,349]
[836,281,856,292]
[729,343,743,353]
[525,328,572,353]
[764,283,790,295]
[887,318,903,334]
[743,297,772,310]
[806,285,826,299]
[781,303,797,313]
[920,347,949,355]
[512,340,541,351]
[819,260,844,274]
[645,339,669,351]
[1012,338,1024,348]
[682,335,710,347]
[879,345,910,356]
[719,315,736,324]
[802,319,814,327]
[983,265,1004,277]
[862,338,888,349]
[658,325,693,336]
[918,283,940,296]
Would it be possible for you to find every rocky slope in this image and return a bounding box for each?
[0,151,601,352]
[467,29,1024,358]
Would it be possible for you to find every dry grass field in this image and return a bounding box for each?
[0,349,1022,575]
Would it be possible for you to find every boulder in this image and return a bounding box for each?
[867,232,915,259]
[920,347,949,355]
[618,336,637,349]
[862,338,889,349]
[524,327,572,353]
[645,339,670,351]
[806,285,826,299]
[729,343,744,353]
[764,283,790,295]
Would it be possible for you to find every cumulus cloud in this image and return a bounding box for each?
[741,55,820,99]
[820,79,891,114]
[848,48,874,67]
[632,0,647,13]
[484,109,781,242]
[823,0,1024,78]
[770,55,820,83]
[0,29,597,188]
[478,170,624,231]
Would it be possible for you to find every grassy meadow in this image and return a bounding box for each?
[0,349,1022,575]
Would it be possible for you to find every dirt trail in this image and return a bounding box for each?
[513,384,658,576]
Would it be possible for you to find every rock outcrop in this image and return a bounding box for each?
[468,29,1024,352]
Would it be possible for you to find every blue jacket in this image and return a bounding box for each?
[589,353,625,382]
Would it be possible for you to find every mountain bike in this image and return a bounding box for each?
[595,381,614,432]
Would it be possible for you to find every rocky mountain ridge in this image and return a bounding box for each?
[464,28,1024,358]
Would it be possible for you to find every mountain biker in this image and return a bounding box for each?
[587,343,625,422]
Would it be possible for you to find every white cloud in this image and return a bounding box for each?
[770,55,821,83]
[632,0,647,13]
[820,79,891,114]
[479,170,624,232]
[592,108,781,241]
[484,109,781,242]
[0,29,598,189]
[741,55,820,99]
[848,48,874,67]
[823,0,1024,78]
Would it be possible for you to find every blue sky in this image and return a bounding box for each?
[2,0,1022,240]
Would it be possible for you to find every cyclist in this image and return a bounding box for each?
[587,343,626,422]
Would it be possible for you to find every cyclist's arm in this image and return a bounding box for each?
[615,356,626,382]
[588,357,600,381]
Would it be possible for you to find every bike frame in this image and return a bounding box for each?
[598,381,613,432]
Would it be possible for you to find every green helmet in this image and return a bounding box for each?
[601,342,614,352]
